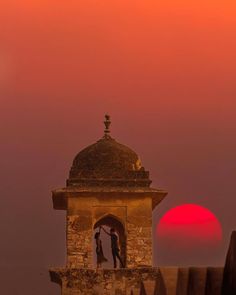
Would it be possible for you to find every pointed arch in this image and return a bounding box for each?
[93,213,127,268]
[93,213,125,232]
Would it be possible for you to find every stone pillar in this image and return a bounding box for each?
[126,199,152,268]
[221,231,236,295]
[67,214,93,268]
[187,267,207,295]
[176,268,189,295]
[126,223,152,267]
[205,267,223,295]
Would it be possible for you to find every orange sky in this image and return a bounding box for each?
[0,1,236,294]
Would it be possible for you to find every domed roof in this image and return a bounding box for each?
[67,115,151,187]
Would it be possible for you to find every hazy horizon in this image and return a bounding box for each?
[1,1,236,294]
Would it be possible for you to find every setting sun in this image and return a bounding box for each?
[157,204,222,249]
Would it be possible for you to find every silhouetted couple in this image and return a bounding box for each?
[94,226,124,269]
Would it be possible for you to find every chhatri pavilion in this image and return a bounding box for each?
[49,115,224,295]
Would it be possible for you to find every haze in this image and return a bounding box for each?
[0,1,236,294]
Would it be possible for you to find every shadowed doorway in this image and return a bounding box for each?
[93,214,126,268]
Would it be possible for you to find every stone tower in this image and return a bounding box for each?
[50,115,168,294]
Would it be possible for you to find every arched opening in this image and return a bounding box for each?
[93,214,126,268]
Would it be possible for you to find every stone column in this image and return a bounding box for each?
[126,199,152,268]
[67,213,93,268]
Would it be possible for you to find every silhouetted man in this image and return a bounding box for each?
[101,226,124,268]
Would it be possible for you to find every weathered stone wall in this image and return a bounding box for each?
[126,198,152,267]
[67,214,93,268]
[49,267,223,295]
[67,197,94,268]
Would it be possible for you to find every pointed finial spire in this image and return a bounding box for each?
[104,114,111,138]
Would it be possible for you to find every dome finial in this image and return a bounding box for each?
[104,114,111,138]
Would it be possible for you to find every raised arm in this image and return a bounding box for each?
[101,226,110,235]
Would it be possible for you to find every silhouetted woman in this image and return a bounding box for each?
[94,227,108,269]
